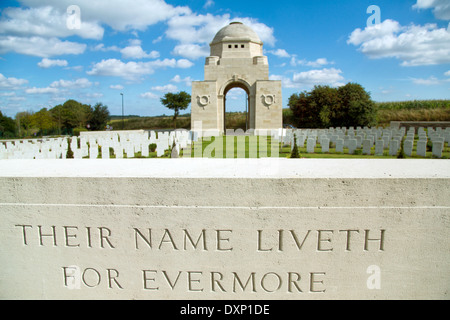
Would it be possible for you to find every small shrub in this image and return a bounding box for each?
[66,138,74,159]
[289,136,300,158]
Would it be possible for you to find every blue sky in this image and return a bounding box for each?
[0,0,449,118]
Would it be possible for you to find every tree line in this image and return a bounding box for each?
[0,99,110,138]
[2,85,446,139]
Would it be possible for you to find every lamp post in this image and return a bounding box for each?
[120,93,124,130]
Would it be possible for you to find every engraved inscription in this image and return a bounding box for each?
[13,223,386,295]
[15,225,116,248]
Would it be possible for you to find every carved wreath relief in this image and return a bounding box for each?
[197,95,210,109]
[261,94,276,108]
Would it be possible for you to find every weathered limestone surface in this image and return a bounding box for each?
[0,159,449,300]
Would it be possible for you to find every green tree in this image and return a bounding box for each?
[15,111,34,137]
[51,99,92,134]
[72,102,92,129]
[310,85,341,127]
[288,91,321,128]
[160,91,191,129]
[0,111,17,138]
[338,83,376,127]
[288,83,376,128]
[31,108,56,135]
[89,102,110,131]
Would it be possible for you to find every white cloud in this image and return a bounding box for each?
[37,58,68,68]
[18,0,191,32]
[171,75,194,87]
[411,75,450,85]
[151,84,178,93]
[66,65,83,72]
[153,35,164,44]
[413,0,450,20]
[141,92,159,99]
[4,1,275,67]
[290,56,332,68]
[176,59,194,69]
[0,73,29,89]
[50,78,92,89]
[0,6,104,40]
[24,77,92,95]
[0,92,15,97]
[0,1,192,61]
[445,70,450,76]
[271,68,345,89]
[87,58,193,80]
[268,49,291,58]
[92,44,120,52]
[95,39,162,60]
[0,36,86,58]
[121,46,160,59]
[204,0,215,9]
[25,86,59,94]
[411,76,441,85]
[237,17,276,47]
[348,19,450,66]
[172,44,209,60]
[348,19,401,45]
[120,39,160,59]
[306,58,331,67]
[293,68,344,87]
[87,59,153,80]
[110,84,124,90]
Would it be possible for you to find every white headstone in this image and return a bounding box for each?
[101,145,110,159]
[375,139,384,156]
[432,141,443,158]
[156,143,166,157]
[306,138,316,153]
[321,138,330,153]
[389,140,399,156]
[89,144,98,159]
[416,140,427,157]
[347,139,357,155]
[336,139,344,153]
[403,140,413,157]
[362,139,372,155]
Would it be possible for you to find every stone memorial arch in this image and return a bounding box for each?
[191,22,282,134]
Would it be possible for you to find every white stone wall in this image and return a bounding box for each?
[0,159,449,299]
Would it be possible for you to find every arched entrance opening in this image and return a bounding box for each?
[223,81,250,133]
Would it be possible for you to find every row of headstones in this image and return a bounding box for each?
[0,137,70,159]
[70,130,193,159]
[414,127,448,158]
[0,130,194,159]
[285,126,449,157]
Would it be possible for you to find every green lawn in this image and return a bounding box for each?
[182,136,449,159]
[95,135,449,159]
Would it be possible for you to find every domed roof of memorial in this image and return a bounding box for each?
[211,22,262,45]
